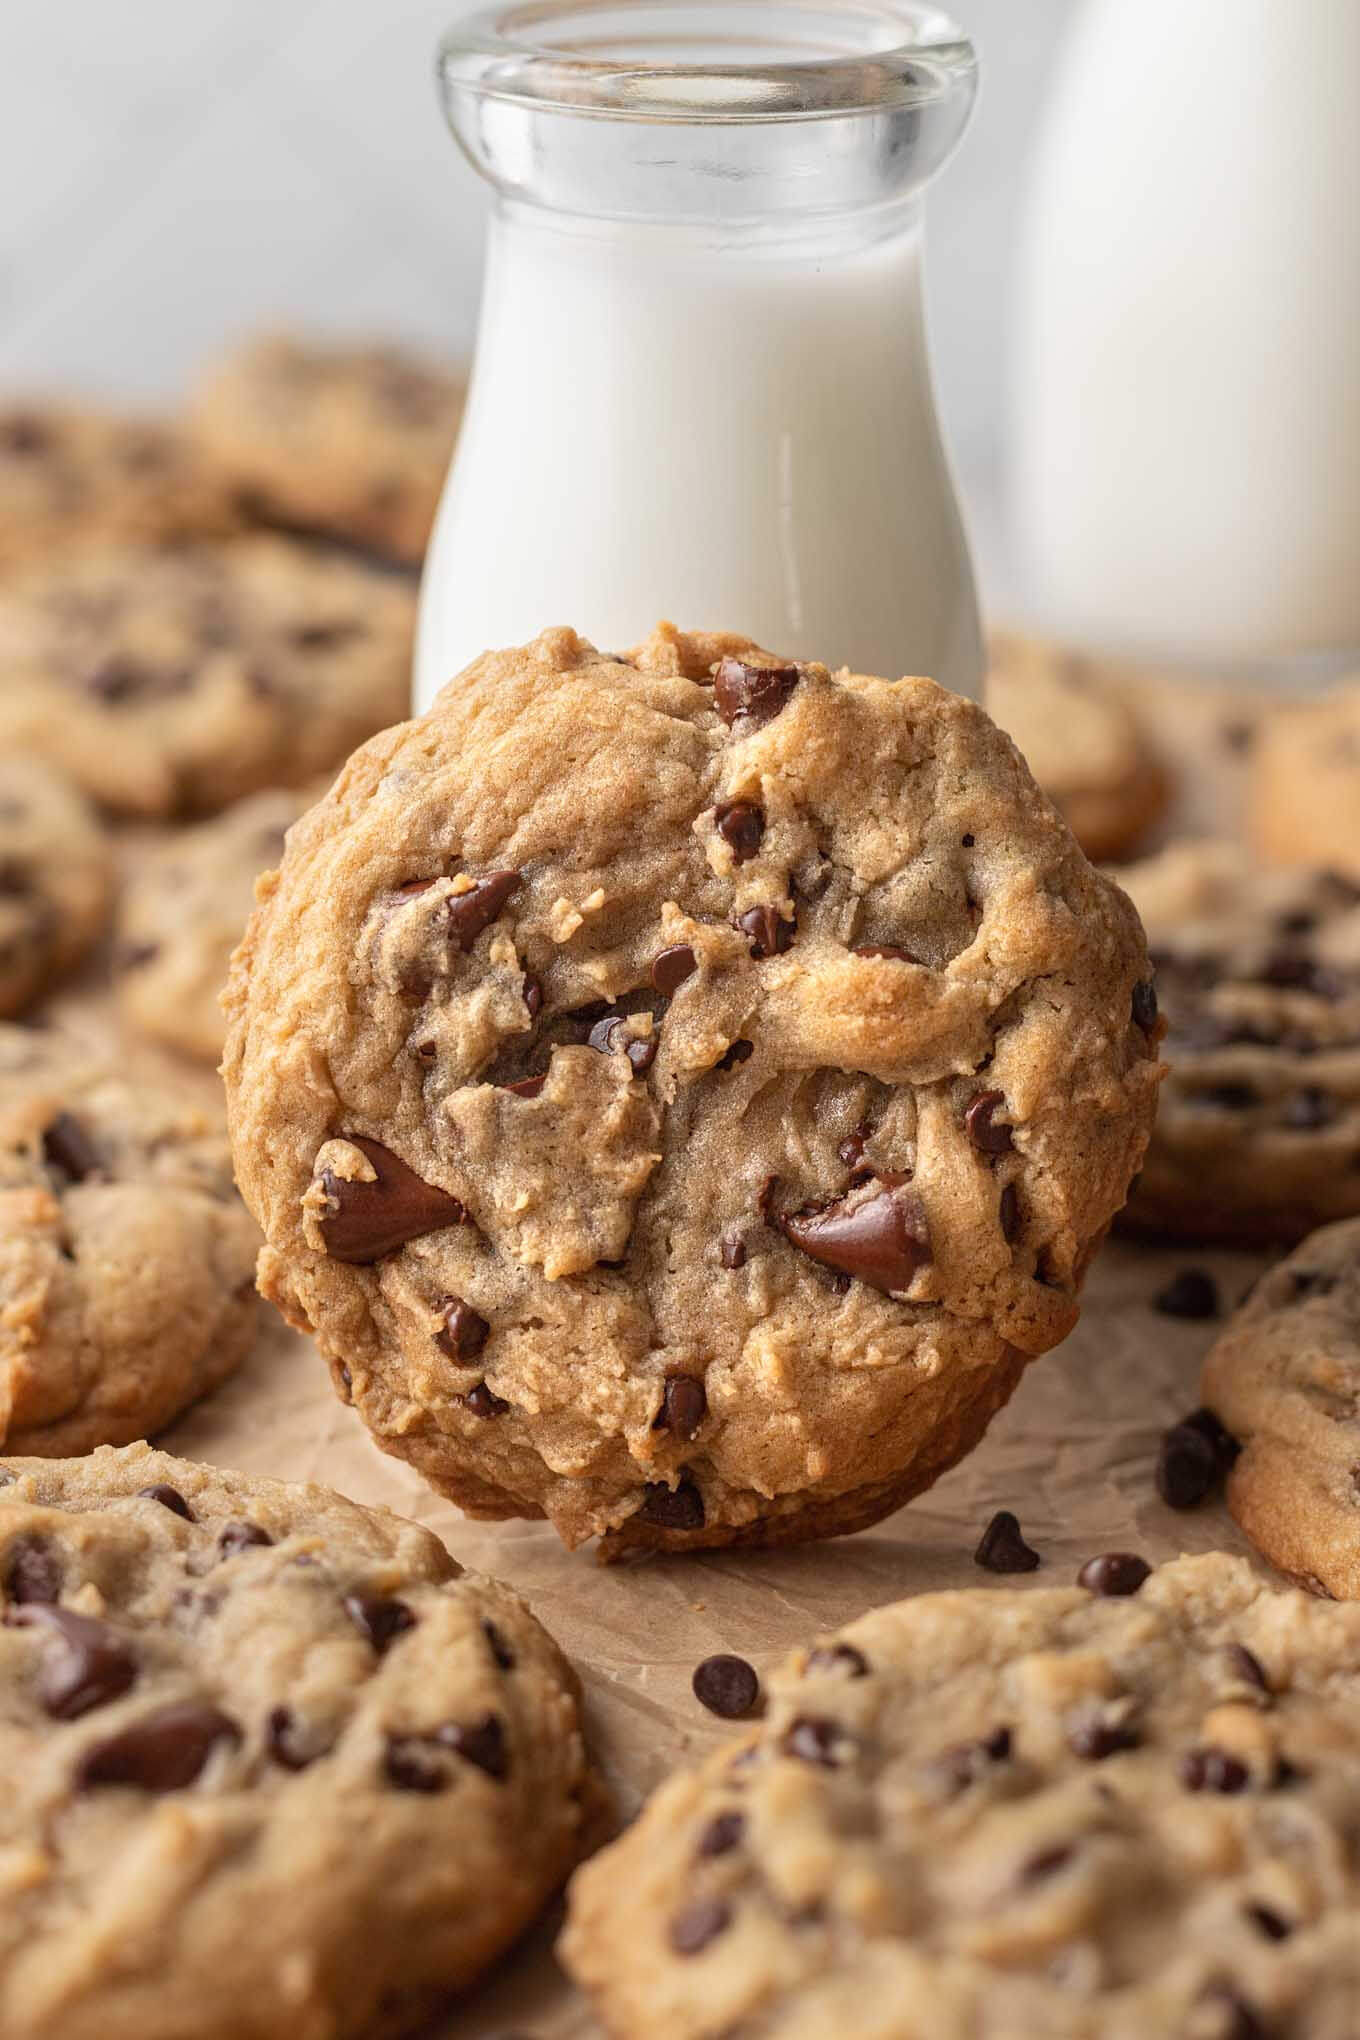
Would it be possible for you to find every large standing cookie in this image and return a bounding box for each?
[1251,677,1360,879]
[1203,1215,1360,1599]
[1118,840,1360,1243]
[0,1029,260,1455]
[0,757,112,1018]
[0,403,236,576]
[223,624,1160,1555]
[194,336,465,566]
[116,787,310,1064]
[0,1442,598,2040]
[986,630,1169,861]
[0,537,413,817]
[563,1552,1360,2040]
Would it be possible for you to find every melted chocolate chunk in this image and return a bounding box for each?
[735,903,795,958]
[1180,1746,1250,1794]
[217,1522,273,1558]
[780,1174,930,1296]
[138,1484,195,1521]
[716,1039,754,1071]
[696,1810,745,1858]
[651,944,697,995]
[436,1297,489,1361]
[714,800,765,863]
[42,1112,102,1184]
[317,1135,466,1264]
[712,658,800,731]
[692,1654,760,1719]
[656,1375,708,1440]
[76,1702,240,1791]
[442,1713,508,1779]
[640,1479,705,1531]
[460,1382,509,1419]
[8,1604,137,1719]
[522,975,544,1018]
[444,871,521,951]
[587,1014,656,1075]
[974,1509,1040,1574]
[805,1642,869,1678]
[669,1896,733,1956]
[1077,1553,1151,1597]
[999,1182,1021,1243]
[838,1127,870,1170]
[1154,1269,1220,1319]
[344,1592,417,1655]
[4,1536,61,1605]
[965,1090,1015,1155]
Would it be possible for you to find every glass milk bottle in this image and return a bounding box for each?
[415,2,983,710]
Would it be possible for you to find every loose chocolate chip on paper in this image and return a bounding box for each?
[965,1090,1015,1155]
[692,1654,760,1720]
[435,1297,489,1361]
[781,1175,930,1296]
[76,1702,241,1792]
[714,800,765,863]
[974,1509,1040,1574]
[1153,1269,1220,1319]
[640,1479,705,1531]
[656,1375,708,1439]
[444,871,521,951]
[713,657,800,731]
[735,903,795,959]
[317,1135,466,1264]
[1157,1422,1221,1509]
[344,1592,417,1655]
[1078,1553,1150,1597]
[138,1484,195,1521]
[42,1112,102,1184]
[669,1896,733,1957]
[8,1605,137,1719]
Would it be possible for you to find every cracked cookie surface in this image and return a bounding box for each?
[0,757,112,1019]
[562,1552,1360,2040]
[0,1028,260,1455]
[224,624,1160,1554]
[0,1441,597,2040]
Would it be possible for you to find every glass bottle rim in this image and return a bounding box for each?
[437,1,977,124]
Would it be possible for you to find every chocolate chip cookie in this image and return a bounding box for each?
[1118,840,1360,1243]
[117,787,311,1064]
[1202,1215,1360,1599]
[0,1028,260,1455]
[0,757,112,1019]
[1251,676,1360,880]
[0,1441,598,2040]
[562,1551,1360,2040]
[0,403,237,577]
[194,336,465,566]
[223,623,1161,1556]
[0,537,413,818]
[986,630,1169,861]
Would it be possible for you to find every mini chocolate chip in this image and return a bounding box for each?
[720,1230,747,1269]
[999,1182,1021,1243]
[716,1039,754,1071]
[137,1484,195,1521]
[965,1090,1014,1155]
[805,1642,869,1678]
[384,1736,449,1793]
[483,1619,515,1671]
[1244,1902,1291,1941]
[461,1382,510,1418]
[444,871,521,951]
[1154,1269,1220,1319]
[42,1112,102,1183]
[504,1075,546,1099]
[76,1702,240,1791]
[657,1375,708,1439]
[443,1713,508,1779]
[714,800,765,863]
[344,1593,417,1654]
[781,1174,930,1295]
[317,1135,466,1264]
[1282,1085,1337,1130]
[782,1715,847,1767]
[4,1537,61,1605]
[974,1509,1040,1574]
[669,1896,733,1956]
[1067,1712,1140,1761]
[713,658,800,731]
[651,944,697,995]
[640,1479,705,1531]
[436,1297,489,1360]
[1078,1553,1151,1597]
[218,1522,273,1558]
[1181,1746,1250,1793]
[1225,1643,1272,1696]
[1157,1423,1220,1509]
[735,903,795,958]
[853,944,922,964]
[692,1654,760,1719]
[696,1810,745,1858]
[587,1014,656,1075]
[1131,980,1158,1031]
[266,1705,322,1771]
[929,1725,1012,1792]
[962,832,975,847]
[8,1605,137,1719]
[522,975,544,1018]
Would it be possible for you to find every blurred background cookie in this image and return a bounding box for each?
[0,757,111,1018]
[1251,675,1360,878]
[194,335,466,567]
[0,536,413,817]
[986,629,1170,860]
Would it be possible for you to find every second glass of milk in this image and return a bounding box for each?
[416,2,982,711]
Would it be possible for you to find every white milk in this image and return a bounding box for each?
[415,202,982,708]
[1014,0,1360,663]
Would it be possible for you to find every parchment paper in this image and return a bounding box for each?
[57,673,1276,2039]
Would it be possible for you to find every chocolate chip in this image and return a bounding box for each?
[522,975,544,1018]
[7,1605,137,1719]
[266,1705,324,1771]
[503,1075,546,1099]
[962,832,976,847]
[928,1725,1012,1792]
[720,1230,747,1269]
[1225,1643,1272,1696]
[1157,1423,1220,1509]
[76,1702,240,1791]
[1193,1984,1266,2040]
[42,1112,101,1183]
[138,1484,195,1521]
[344,1593,417,1654]
[118,942,160,971]
[1180,1746,1250,1793]
[1287,1267,1336,1301]
[317,1135,466,1264]
[4,1536,60,1605]
[1077,1553,1150,1597]
[435,1297,489,1360]
[1182,1407,1241,1470]
[651,944,697,995]
[965,1090,1014,1155]
[1154,1269,1220,1319]
[483,1619,515,1671]
[1067,1712,1140,1761]
[217,1522,273,1558]
[712,658,800,731]
[1282,1086,1337,1130]
[714,801,765,863]
[716,1039,754,1071]
[696,1810,745,1858]
[805,1642,869,1678]
[1200,1082,1260,1112]
[1131,980,1159,1031]
[1022,1843,1075,1885]
[1244,1902,1291,1941]
[657,1375,708,1439]
[460,1382,509,1419]
[692,1654,760,1719]
[853,944,922,964]
[383,1736,450,1793]
[444,871,521,951]
[587,1014,656,1075]
[999,1182,1021,1243]
[838,1127,869,1170]
[780,1174,930,1295]
[290,620,360,652]
[735,903,795,958]
[85,657,149,705]
[974,1509,1040,1574]
[443,1713,508,1779]
[669,1896,732,1956]
[782,1715,848,1767]
[640,1479,705,1531]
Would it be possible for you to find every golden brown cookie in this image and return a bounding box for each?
[1251,676,1360,878]
[0,757,112,1019]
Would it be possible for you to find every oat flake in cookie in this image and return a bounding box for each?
[0,1443,597,2040]
[562,1553,1360,2040]
[0,756,112,1019]
[0,1028,259,1456]
[223,624,1160,1555]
